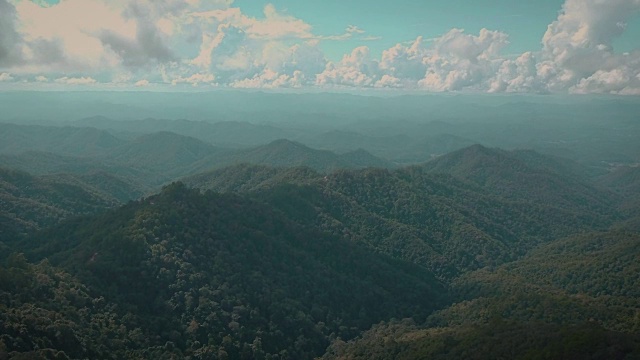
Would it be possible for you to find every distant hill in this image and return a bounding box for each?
[182,164,321,193]
[195,139,395,173]
[0,123,124,157]
[302,130,476,164]
[422,144,618,215]
[597,166,640,198]
[74,117,298,147]
[0,167,141,238]
[104,131,222,181]
[597,166,640,227]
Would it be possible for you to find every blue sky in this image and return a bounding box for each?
[1,0,640,94]
[235,0,564,59]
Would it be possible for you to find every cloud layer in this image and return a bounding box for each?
[1,0,639,94]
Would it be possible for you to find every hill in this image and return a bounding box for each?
[0,123,124,157]
[182,164,321,193]
[0,167,141,238]
[186,156,618,278]
[74,117,298,147]
[195,139,394,174]
[422,144,618,215]
[321,230,640,359]
[6,183,445,359]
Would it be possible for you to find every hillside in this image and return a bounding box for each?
[195,139,394,174]
[0,123,125,157]
[0,167,140,238]
[186,150,618,278]
[423,144,618,215]
[104,131,222,182]
[1,138,638,359]
[182,164,321,193]
[73,117,298,147]
[6,183,445,359]
[321,230,640,359]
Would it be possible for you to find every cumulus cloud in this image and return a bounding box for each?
[317,28,510,91]
[170,72,216,86]
[316,46,378,87]
[0,0,24,66]
[489,52,544,93]
[230,69,304,88]
[539,0,640,93]
[1,0,639,94]
[0,72,14,82]
[55,76,97,85]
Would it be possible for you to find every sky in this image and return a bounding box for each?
[1,0,640,94]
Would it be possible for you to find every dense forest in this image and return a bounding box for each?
[1,100,639,359]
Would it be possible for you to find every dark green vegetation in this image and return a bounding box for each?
[0,167,142,238]
[1,93,639,359]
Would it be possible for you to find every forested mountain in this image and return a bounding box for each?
[323,230,640,359]
[0,124,393,189]
[0,167,141,238]
[3,183,445,359]
[186,148,618,278]
[1,115,638,360]
[423,145,618,213]
[198,139,394,174]
[73,117,299,148]
[0,123,125,157]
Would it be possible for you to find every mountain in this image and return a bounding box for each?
[7,183,445,359]
[0,123,125,157]
[422,144,618,216]
[182,164,321,193]
[186,159,617,279]
[74,117,298,147]
[0,167,140,238]
[302,130,476,164]
[195,139,394,174]
[321,230,640,359]
[104,131,222,182]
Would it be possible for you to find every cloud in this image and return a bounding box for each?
[230,68,304,88]
[0,0,24,66]
[2,0,640,94]
[55,76,97,85]
[539,0,640,92]
[489,52,545,93]
[0,72,14,82]
[319,25,373,41]
[317,28,510,91]
[316,46,378,87]
[170,72,216,86]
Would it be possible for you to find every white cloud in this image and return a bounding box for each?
[230,68,304,88]
[0,72,14,82]
[55,76,97,85]
[0,0,23,66]
[171,72,215,86]
[1,0,640,94]
[317,28,511,91]
[316,46,378,87]
[539,0,640,93]
[489,52,545,93]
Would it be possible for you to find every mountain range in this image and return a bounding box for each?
[0,115,639,359]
